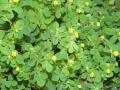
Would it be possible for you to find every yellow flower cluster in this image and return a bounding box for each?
[96,22,101,27]
[106,68,111,74]
[99,35,105,41]
[11,50,18,58]
[68,59,74,67]
[90,72,95,77]
[16,66,20,72]
[113,51,119,57]
[76,8,81,14]
[68,28,79,38]
[51,55,57,62]
[9,0,20,3]
[80,43,85,48]
[77,84,82,89]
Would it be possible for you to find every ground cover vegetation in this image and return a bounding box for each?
[0,0,120,90]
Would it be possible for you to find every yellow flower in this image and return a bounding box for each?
[76,8,81,14]
[77,22,81,26]
[16,66,20,72]
[68,60,74,66]
[13,22,16,28]
[115,62,118,66]
[80,43,85,48]
[67,80,70,84]
[118,32,120,36]
[11,50,18,58]
[85,2,89,6]
[68,28,74,33]
[99,35,105,41]
[106,68,111,74]
[12,37,17,44]
[90,72,95,77]
[96,22,100,27]
[9,0,20,3]
[113,51,119,57]
[77,84,82,89]
[53,0,58,5]
[51,55,57,61]
[69,0,73,3]
[74,32,79,38]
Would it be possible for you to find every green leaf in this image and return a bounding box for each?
[109,0,115,5]
[44,7,51,17]
[52,69,61,81]
[0,31,5,39]
[55,9,61,18]
[62,67,69,76]
[95,72,101,82]
[52,73,60,81]
[42,61,53,73]
[34,72,48,87]
[0,46,9,55]
[56,50,68,60]
[37,79,46,87]
[59,74,67,81]
[67,41,78,53]
[104,28,116,35]
[46,81,56,90]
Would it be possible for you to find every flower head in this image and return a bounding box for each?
[74,32,79,38]
[113,51,119,57]
[77,84,82,89]
[11,50,18,58]
[9,0,20,3]
[76,8,81,14]
[115,62,118,66]
[16,66,20,72]
[68,60,74,66]
[68,28,74,33]
[106,68,111,74]
[80,43,85,48]
[100,35,105,41]
[96,22,100,27]
[90,72,95,77]
[51,55,57,61]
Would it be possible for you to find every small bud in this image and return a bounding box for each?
[115,62,118,66]
[77,84,82,89]
[117,32,120,36]
[74,32,79,38]
[51,55,57,62]
[76,8,81,14]
[11,50,18,58]
[80,43,85,48]
[9,0,20,3]
[96,22,100,27]
[85,2,89,6]
[100,35,105,41]
[77,22,81,26]
[16,66,20,72]
[53,0,58,5]
[106,68,111,74]
[68,28,74,33]
[69,0,73,3]
[90,72,95,77]
[68,60,74,66]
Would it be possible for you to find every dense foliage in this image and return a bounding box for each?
[0,0,120,90]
